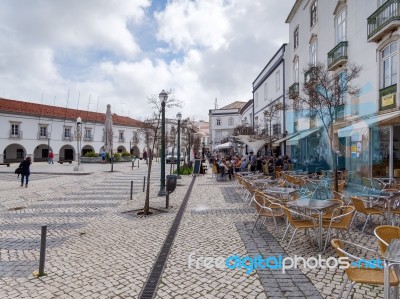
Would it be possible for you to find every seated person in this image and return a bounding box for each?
[239,158,248,172]
[234,158,242,172]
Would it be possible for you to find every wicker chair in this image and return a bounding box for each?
[252,191,284,233]
[374,225,400,254]
[281,206,318,249]
[331,239,399,299]
[350,196,385,232]
[322,206,355,252]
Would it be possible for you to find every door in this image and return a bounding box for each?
[64,149,74,160]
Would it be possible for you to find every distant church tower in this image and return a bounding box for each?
[214,98,218,109]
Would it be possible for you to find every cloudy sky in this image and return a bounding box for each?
[0,0,294,121]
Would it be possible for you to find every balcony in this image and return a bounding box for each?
[83,135,94,142]
[9,131,23,139]
[335,104,345,121]
[327,41,348,71]
[37,132,50,140]
[304,67,317,87]
[62,134,74,141]
[379,84,397,111]
[368,0,400,42]
[288,82,299,99]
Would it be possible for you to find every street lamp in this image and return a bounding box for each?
[202,141,205,159]
[245,122,250,154]
[176,112,182,179]
[74,117,82,171]
[158,90,168,196]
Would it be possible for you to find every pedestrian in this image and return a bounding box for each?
[249,151,257,172]
[48,151,54,164]
[101,151,106,164]
[19,157,31,188]
[143,150,148,165]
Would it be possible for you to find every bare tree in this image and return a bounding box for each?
[293,62,362,191]
[263,101,287,156]
[181,118,199,164]
[140,91,181,215]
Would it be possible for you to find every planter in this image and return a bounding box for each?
[81,157,102,163]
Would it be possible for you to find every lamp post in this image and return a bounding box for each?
[245,122,250,154]
[158,90,168,196]
[202,141,205,159]
[47,133,51,157]
[74,117,82,171]
[176,112,182,179]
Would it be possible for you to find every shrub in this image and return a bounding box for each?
[84,151,98,157]
[113,153,121,161]
[174,165,193,175]
[121,151,131,157]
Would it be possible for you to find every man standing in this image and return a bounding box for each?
[48,151,54,164]
[143,150,148,165]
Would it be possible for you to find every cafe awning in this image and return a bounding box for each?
[273,133,299,146]
[286,128,321,146]
[215,142,233,150]
[337,111,400,138]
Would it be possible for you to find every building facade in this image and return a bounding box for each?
[284,0,400,177]
[0,98,145,163]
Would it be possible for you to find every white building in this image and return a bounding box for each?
[252,44,288,155]
[0,97,145,163]
[208,101,248,152]
[284,0,400,177]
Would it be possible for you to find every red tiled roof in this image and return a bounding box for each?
[220,101,247,110]
[0,97,145,127]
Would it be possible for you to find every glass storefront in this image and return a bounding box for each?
[371,126,390,177]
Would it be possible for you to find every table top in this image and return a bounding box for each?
[287,198,338,211]
[264,187,298,194]
[384,239,400,263]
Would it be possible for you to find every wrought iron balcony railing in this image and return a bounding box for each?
[327,41,348,71]
[288,82,299,99]
[9,131,23,139]
[368,0,400,42]
[304,67,317,86]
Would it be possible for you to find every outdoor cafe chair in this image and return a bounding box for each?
[374,225,400,254]
[350,196,385,233]
[311,199,344,222]
[362,177,373,191]
[371,178,384,191]
[252,191,284,233]
[331,239,399,299]
[322,206,355,252]
[281,206,318,250]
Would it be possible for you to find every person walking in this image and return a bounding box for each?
[48,151,54,164]
[249,151,257,172]
[19,157,31,188]
[143,150,148,165]
[101,151,106,164]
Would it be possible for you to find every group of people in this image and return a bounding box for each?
[211,152,293,180]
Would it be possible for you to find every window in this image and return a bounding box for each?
[310,1,318,27]
[310,40,317,66]
[273,123,281,136]
[255,92,259,107]
[133,131,138,143]
[381,42,398,88]
[264,83,268,100]
[250,113,253,125]
[294,26,299,49]
[228,117,234,126]
[255,116,259,127]
[64,128,71,138]
[276,70,280,91]
[351,96,359,116]
[11,124,19,135]
[39,126,47,137]
[85,128,92,139]
[216,119,221,126]
[336,9,346,43]
[119,131,124,142]
[293,58,299,83]
[16,149,24,159]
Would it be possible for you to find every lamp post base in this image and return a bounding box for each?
[73,165,84,171]
[158,189,167,196]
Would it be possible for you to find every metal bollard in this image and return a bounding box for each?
[130,181,133,200]
[38,225,47,277]
[143,176,146,192]
[138,160,139,168]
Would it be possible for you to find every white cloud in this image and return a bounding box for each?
[0,0,295,121]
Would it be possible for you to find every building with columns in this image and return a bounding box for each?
[0,98,145,163]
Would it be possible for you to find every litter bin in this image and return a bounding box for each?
[166,175,177,193]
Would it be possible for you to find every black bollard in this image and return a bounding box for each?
[143,176,146,192]
[138,160,139,168]
[166,192,169,209]
[130,181,133,200]
[38,225,47,277]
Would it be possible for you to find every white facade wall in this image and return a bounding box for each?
[0,112,144,163]
[209,108,241,151]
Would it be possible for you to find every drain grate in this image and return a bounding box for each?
[138,176,196,299]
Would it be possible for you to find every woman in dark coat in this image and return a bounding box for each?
[19,157,31,187]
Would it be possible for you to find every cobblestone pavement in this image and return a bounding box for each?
[0,164,389,298]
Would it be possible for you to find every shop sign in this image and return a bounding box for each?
[356,142,362,152]
[381,93,395,107]
[351,145,357,152]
